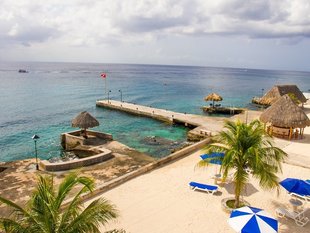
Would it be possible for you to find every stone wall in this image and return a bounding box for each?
[40,148,113,171]
[61,130,113,150]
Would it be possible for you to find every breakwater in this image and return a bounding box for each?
[96,100,225,140]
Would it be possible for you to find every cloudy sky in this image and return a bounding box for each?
[1,0,310,71]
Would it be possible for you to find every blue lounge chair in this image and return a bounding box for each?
[189,181,218,194]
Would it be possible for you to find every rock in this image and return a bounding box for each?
[187,131,207,141]
[141,136,174,145]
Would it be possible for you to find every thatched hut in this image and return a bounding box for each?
[252,85,307,106]
[260,94,310,139]
[72,111,99,138]
[204,93,223,107]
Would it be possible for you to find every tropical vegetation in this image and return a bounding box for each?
[0,172,123,233]
[197,120,287,208]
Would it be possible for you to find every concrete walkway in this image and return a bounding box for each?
[97,100,226,134]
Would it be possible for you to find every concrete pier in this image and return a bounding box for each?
[96,100,226,140]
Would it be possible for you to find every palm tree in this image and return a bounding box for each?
[0,172,122,233]
[197,120,287,208]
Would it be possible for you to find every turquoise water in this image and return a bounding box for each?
[1,62,310,162]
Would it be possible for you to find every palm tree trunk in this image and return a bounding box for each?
[234,163,247,208]
[234,182,241,208]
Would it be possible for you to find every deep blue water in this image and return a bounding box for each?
[1,62,310,162]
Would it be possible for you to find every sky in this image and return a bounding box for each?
[1,0,310,71]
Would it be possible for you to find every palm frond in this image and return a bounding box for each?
[0,218,29,233]
[0,172,119,233]
[58,173,96,230]
[65,198,118,233]
[0,196,38,228]
[105,229,126,233]
[55,172,94,210]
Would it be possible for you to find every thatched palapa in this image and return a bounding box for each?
[72,111,99,128]
[72,111,99,137]
[204,93,223,108]
[260,94,310,139]
[253,85,306,106]
[204,93,223,102]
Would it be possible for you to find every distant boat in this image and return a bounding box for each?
[18,69,28,73]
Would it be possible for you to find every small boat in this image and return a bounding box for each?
[18,69,28,73]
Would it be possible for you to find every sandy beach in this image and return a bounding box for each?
[92,150,309,233]
[85,106,310,233]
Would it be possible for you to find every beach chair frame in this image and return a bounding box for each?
[289,192,310,203]
[276,207,309,227]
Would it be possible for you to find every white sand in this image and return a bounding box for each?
[85,104,310,233]
[85,149,310,233]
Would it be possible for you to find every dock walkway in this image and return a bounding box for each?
[96,100,310,167]
[96,100,225,139]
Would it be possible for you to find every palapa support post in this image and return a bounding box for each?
[289,127,293,140]
[294,128,299,139]
[83,128,88,139]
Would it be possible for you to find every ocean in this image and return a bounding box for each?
[1,62,310,162]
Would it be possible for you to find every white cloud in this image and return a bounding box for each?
[1,0,310,48]
[1,0,310,70]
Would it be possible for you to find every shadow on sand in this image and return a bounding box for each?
[224,182,259,197]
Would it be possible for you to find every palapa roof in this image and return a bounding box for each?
[260,94,310,128]
[204,93,223,102]
[258,85,306,105]
[72,111,99,129]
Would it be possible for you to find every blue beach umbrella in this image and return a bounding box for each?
[228,206,278,233]
[200,152,224,165]
[280,178,310,196]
